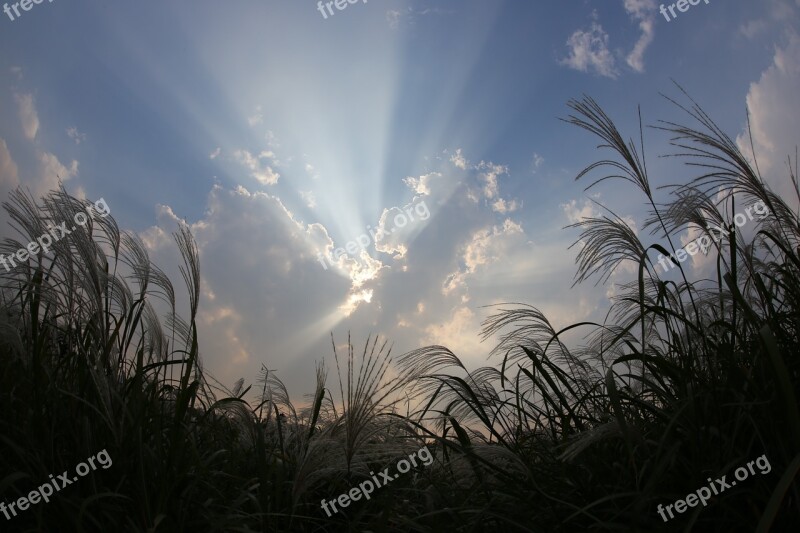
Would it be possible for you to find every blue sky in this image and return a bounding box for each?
[1,0,798,395]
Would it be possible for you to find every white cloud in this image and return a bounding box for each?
[623,0,655,21]
[299,189,317,208]
[624,0,656,72]
[450,148,469,169]
[561,21,618,78]
[478,161,507,200]
[0,93,81,199]
[234,149,280,185]
[739,0,799,40]
[209,147,221,159]
[33,152,78,197]
[66,126,87,145]
[736,33,800,202]
[457,160,521,213]
[420,306,483,358]
[125,148,597,397]
[197,305,251,364]
[531,152,544,173]
[248,105,263,126]
[562,3,656,77]
[402,172,438,196]
[136,184,392,387]
[0,138,20,190]
[561,198,602,224]
[339,289,374,316]
[373,207,412,258]
[443,219,525,296]
[491,198,520,214]
[14,93,39,140]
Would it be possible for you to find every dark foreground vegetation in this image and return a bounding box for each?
[1,92,799,532]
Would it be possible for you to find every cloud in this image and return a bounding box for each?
[531,152,544,173]
[562,3,656,77]
[478,161,508,200]
[457,159,521,212]
[66,126,87,145]
[14,93,39,140]
[386,10,402,29]
[234,149,280,185]
[209,147,221,159]
[339,289,374,317]
[491,198,520,214]
[623,0,655,21]
[450,148,469,169]
[137,184,387,388]
[442,219,525,296]
[197,304,250,364]
[37,151,78,194]
[736,33,800,201]
[248,105,263,126]
[740,18,770,39]
[623,0,656,72]
[0,139,21,229]
[299,189,317,208]
[373,207,413,258]
[0,91,80,199]
[740,0,800,40]
[0,138,20,191]
[128,149,595,399]
[561,198,602,224]
[402,172,438,196]
[561,21,618,78]
[420,306,482,359]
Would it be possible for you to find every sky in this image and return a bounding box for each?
[1,0,799,398]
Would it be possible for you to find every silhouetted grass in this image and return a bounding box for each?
[1,89,798,532]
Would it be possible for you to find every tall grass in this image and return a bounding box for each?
[1,89,798,532]
[0,186,263,531]
[395,89,800,532]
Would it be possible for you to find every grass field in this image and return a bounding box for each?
[1,93,798,532]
